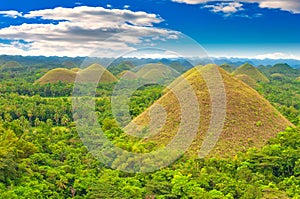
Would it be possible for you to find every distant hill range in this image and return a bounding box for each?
[258,63,300,78]
[1,55,300,81]
[212,57,300,69]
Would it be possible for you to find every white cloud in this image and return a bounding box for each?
[23,6,163,26]
[173,0,300,14]
[124,5,130,9]
[257,0,300,13]
[0,10,22,18]
[0,6,179,57]
[253,52,300,59]
[123,51,178,59]
[107,4,112,8]
[173,0,209,4]
[204,2,244,14]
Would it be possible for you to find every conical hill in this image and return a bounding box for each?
[125,64,291,158]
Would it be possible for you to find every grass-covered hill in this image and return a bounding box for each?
[220,63,235,73]
[233,63,270,83]
[126,64,291,157]
[36,63,118,84]
[260,63,300,78]
[108,61,135,76]
[0,61,24,72]
[270,73,285,80]
[117,70,137,79]
[35,68,77,84]
[135,63,180,83]
[168,61,189,73]
[79,63,117,83]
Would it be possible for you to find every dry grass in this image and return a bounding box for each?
[125,64,292,158]
[235,74,258,88]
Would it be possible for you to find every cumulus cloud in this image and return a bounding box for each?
[257,0,300,13]
[203,2,244,14]
[0,10,22,18]
[173,0,300,14]
[0,6,179,57]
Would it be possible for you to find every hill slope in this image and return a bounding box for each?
[108,61,135,76]
[220,63,235,73]
[70,68,81,72]
[268,63,299,77]
[79,63,117,83]
[235,74,258,88]
[135,63,180,83]
[126,64,291,157]
[36,64,117,84]
[233,63,269,83]
[1,61,24,72]
[117,70,137,79]
[35,68,77,84]
[270,73,285,80]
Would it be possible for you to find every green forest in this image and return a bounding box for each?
[1,59,300,199]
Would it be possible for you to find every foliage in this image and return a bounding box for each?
[0,61,300,198]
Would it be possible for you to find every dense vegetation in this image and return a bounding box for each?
[1,60,300,198]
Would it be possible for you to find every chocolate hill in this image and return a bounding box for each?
[125,64,291,158]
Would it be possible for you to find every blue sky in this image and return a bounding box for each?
[0,0,299,59]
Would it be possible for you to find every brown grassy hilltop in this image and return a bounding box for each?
[233,63,270,83]
[126,64,291,158]
[36,63,117,84]
[35,68,77,84]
